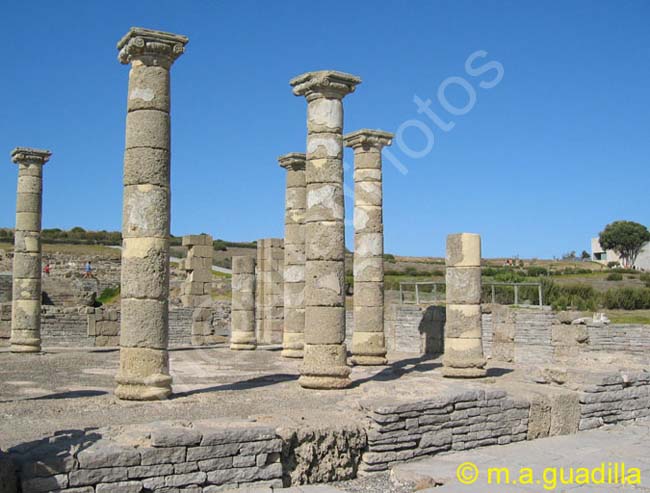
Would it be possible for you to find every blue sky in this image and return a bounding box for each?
[1,1,648,258]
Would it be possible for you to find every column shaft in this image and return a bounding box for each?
[230,256,257,350]
[442,233,487,378]
[291,71,361,389]
[115,28,188,401]
[10,147,50,353]
[279,153,306,358]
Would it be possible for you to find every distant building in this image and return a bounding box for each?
[591,237,650,270]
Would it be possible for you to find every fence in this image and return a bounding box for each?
[399,281,543,307]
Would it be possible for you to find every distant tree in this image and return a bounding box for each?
[580,250,590,260]
[70,226,86,233]
[599,221,650,268]
[562,251,577,260]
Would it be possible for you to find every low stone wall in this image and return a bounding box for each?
[359,389,529,472]
[7,422,283,493]
[578,370,650,430]
[0,273,11,303]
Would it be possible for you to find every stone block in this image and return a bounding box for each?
[77,443,141,469]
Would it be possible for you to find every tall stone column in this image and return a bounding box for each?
[344,130,393,366]
[290,70,361,389]
[115,27,188,401]
[9,147,51,353]
[230,256,257,350]
[255,238,284,344]
[279,153,306,358]
[443,233,487,378]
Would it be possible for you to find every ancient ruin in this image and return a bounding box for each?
[230,255,257,350]
[115,27,188,401]
[345,129,393,366]
[181,234,213,308]
[278,153,306,358]
[1,20,649,493]
[291,70,361,389]
[255,238,284,345]
[443,233,487,377]
[9,147,51,353]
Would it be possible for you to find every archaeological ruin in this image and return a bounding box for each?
[0,25,649,493]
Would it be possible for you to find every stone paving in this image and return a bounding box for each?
[392,422,650,492]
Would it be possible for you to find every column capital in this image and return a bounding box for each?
[11,147,51,166]
[278,152,306,171]
[117,27,188,67]
[344,129,393,151]
[290,70,361,101]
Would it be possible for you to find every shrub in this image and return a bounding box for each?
[526,266,548,277]
[602,288,650,310]
[606,272,623,281]
[607,261,621,268]
[383,253,396,262]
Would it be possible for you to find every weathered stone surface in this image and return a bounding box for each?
[77,443,141,469]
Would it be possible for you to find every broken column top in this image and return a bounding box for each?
[344,129,394,151]
[182,234,213,247]
[446,233,481,267]
[232,255,256,274]
[290,70,361,101]
[117,27,189,66]
[278,152,306,171]
[11,147,51,165]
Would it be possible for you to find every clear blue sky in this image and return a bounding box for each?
[1,1,648,258]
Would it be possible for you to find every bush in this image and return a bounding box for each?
[383,253,396,262]
[607,261,621,268]
[606,272,623,281]
[602,287,650,310]
[526,266,548,277]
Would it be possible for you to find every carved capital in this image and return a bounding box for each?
[11,147,51,166]
[290,70,361,102]
[117,27,188,67]
[344,129,393,151]
[278,152,306,172]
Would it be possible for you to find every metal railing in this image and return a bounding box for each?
[398,281,543,307]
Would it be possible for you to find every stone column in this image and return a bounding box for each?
[278,153,306,358]
[115,27,188,401]
[344,130,393,366]
[290,70,361,389]
[443,233,487,378]
[230,256,257,350]
[9,147,51,353]
[181,234,213,308]
[255,238,284,344]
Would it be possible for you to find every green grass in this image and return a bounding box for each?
[97,286,120,305]
[212,270,231,278]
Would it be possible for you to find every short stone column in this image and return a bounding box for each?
[181,234,213,308]
[230,256,257,350]
[9,147,51,353]
[291,70,361,389]
[115,27,188,401]
[278,153,306,358]
[443,233,487,378]
[255,238,284,344]
[344,130,393,366]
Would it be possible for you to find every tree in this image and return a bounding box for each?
[599,221,650,268]
[580,250,590,260]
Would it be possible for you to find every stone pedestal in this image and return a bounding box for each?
[9,147,51,353]
[344,130,393,366]
[230,256,257,350]
[181,234,213,308]
[442,233,487,378]
[115,27,188,401]
[255,238,284,344]
[290,70,361,389]
[279,153,306,358]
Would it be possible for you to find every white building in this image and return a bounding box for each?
[591,237,650,270]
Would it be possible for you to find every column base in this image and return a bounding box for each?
[350,355,387,366]
[230,331,257,350]
[441,366,487,378]
[281,348,304,358]
[115,347,172,401]
[114,383,172,400]
[9,335,41,353]
[281,331,304,359]
[230,343,257,351]
[299,343,351,389]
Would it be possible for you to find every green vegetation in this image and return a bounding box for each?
[606,272,624,281]
[97,286,120,305]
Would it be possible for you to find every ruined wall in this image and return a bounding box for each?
[0,273,11,303]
